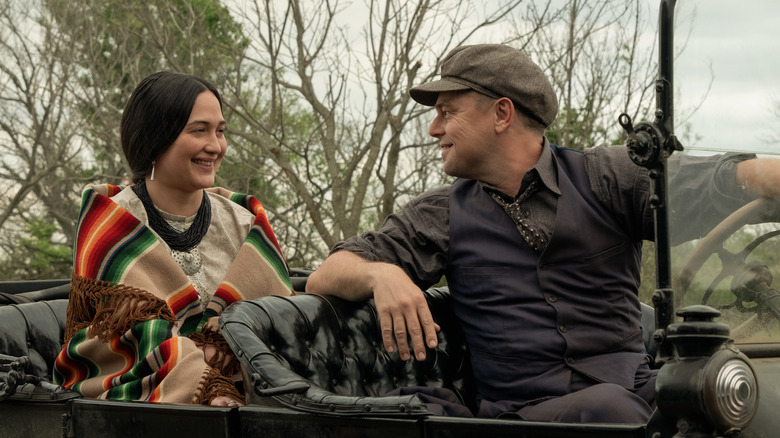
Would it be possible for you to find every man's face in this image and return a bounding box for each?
[430,91,495,179]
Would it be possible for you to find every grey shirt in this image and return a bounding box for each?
[333,140,755,290]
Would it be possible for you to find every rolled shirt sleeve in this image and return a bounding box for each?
[585,144,757,245]
[332,186,451,290]
[333,145,757,289]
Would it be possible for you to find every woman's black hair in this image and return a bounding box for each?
[120,72,223,184]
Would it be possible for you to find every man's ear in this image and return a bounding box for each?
[494,97,514,134]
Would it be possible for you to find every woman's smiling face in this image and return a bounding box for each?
[152,91,227,195]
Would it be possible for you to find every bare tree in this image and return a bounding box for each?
[0,0,85,278]
[47,0,250,184]
[222,0,561,264]
[0,0,254,278]
[2,0,668,277]
[521,0,658,149]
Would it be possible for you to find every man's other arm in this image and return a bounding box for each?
[737,157,780,199]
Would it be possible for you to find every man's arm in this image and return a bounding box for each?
[307,187,450,361]
[737,157,780,199]
[306,250,440,361]
[305,250,381,301]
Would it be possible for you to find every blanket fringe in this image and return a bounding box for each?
[193,366,245,405]
[189,328,242,379]
[65,273,177,343]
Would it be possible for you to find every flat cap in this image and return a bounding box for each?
[410,44,559,127]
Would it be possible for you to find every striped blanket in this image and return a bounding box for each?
[53,184,292,404]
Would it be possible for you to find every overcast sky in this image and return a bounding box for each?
[674,0,780,156]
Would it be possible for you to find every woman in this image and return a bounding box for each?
[53,72,293,406]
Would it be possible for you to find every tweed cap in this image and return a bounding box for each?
[410,44,559,127]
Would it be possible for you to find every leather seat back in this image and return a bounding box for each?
[0,299,68,379]
[220,288,476,416]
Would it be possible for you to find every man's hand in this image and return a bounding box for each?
[369,263,440,361]
[204,316,221,333]
[307,251,440,361]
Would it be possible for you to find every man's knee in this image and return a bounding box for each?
[576,383,652,423]
[518,383,652,423]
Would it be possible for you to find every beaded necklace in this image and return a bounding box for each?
[132,181,211,252]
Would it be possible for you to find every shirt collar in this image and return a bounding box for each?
[479,136,561,198]
[535,137,561,196]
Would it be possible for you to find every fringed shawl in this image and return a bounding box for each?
[53,184,292,404]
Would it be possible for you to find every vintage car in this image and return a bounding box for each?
[2,0,779,437]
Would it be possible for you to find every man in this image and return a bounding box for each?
[306,44,777,423]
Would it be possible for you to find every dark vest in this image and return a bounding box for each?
[447,146,645,405]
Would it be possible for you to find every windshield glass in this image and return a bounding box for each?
[664,0,780,344]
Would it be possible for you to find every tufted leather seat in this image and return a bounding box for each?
[221,288,658,417]
[0,299,80,402]
[0,282,656,411]
[0,282,69,305]
[220,287,476,416]
[0,299,68,379]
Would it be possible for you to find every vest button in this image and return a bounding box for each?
[547,295,557,303]
[558,325,567,333]
[566,357,575,365]
[540,264,549,270]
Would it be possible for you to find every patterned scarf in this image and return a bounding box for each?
[53,184,292,404]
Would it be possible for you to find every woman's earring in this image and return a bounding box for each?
[150,161,156,181]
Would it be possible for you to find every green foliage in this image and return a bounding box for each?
[546,105,613,150]
[638,241,657,304]
[0,218,71,280]
[46,0,250,184]
[217,90,319,209]
[6,0,665,277]
[669,224,780,340]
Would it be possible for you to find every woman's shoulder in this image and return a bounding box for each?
[80,183,142,212]
[206,189,256,230]
[80,183,127,198]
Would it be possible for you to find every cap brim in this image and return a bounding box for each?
[409,79,473,106]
